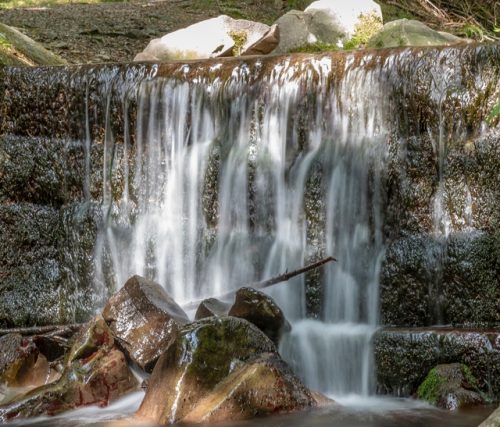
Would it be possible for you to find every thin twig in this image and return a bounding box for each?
[183,256,337,310]
[0,324,82,337]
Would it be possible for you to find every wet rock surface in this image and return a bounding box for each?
[102,275,189,373]
[194,297,230,320]
[0,316,138,422]
[0,334,39,387]
[182,352,317,423]
[136,316,277,424]
[374,327,500,399]
[228,287,291,345]
[417,363,484,410]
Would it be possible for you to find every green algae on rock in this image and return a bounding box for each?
[136,316,277,424]
[367,19,466,48]
[417,363,484,409]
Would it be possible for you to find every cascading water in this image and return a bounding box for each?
[92,53,390,398]
[86,45,497,400]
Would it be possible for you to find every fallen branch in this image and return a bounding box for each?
[0,323,83,337]
[183,255,337,310]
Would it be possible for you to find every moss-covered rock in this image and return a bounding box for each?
[182,352,318,423]
[380,231,500,326]
[136,316,277,424]
[374,328,499,399]
[417,363,484,409]
[367,19,466,48]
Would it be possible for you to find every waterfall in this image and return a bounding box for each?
[87,44,495,397]
[92,52,391,397]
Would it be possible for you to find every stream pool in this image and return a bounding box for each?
[6,391,495,427]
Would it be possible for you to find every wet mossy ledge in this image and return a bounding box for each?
[0,43,499,327]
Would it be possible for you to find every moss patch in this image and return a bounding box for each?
[289,41,339,53]
[417,367,446,404]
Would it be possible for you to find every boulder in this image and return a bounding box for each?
[182,352,317,423]
[0,334,39,387]
[241,24,280,56]
[417,363,484,410]
[305,0,382,42]
[0,316,138,421]
[194,297,231,320]
[0,334,66,404]
[0,23,67,66]
[272,10,317,54]
[479,405,500,427]
[102,275,189,373]
[134,15,277,61]
[374,328,499,398]
[228,287,291,345]
[367,19,465,49]
[136,316,277,424]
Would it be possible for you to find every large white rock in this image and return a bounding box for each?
[134,15,278,61]
[304,0,383,40]
[272,10,317,54]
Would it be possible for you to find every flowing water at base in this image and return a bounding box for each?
[6,392,495,427]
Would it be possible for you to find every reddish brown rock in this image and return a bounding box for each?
[102,275,189,373]
[135,316,277,425]
[228,287,291,345]
[182,352,318,423]
[0,316,138,422]
[0,334,39,387]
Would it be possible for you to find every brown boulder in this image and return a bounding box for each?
[194,298,231,320]
[0,316,138,421]
[102,275,189,373]
[136,316,276,424]
[0,334,66,404]
[182,352,317,423]
[0,334,39,387]
[241,24,280,56]
[228,287,291,345]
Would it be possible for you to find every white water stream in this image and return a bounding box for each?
[94,53,391,397]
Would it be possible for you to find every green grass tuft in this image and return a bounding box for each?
[289,41,339,53]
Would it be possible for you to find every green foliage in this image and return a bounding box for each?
[460,24,485,40]
[343,12,383,49]
[289,41,339,53]
[461,364,478,388]
[229,30,247,56]
[417,368,445,404]
[486,102,500,126]
[377,2,416,21]
[285,0,311,9]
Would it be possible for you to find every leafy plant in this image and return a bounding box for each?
[344,12,383,49]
